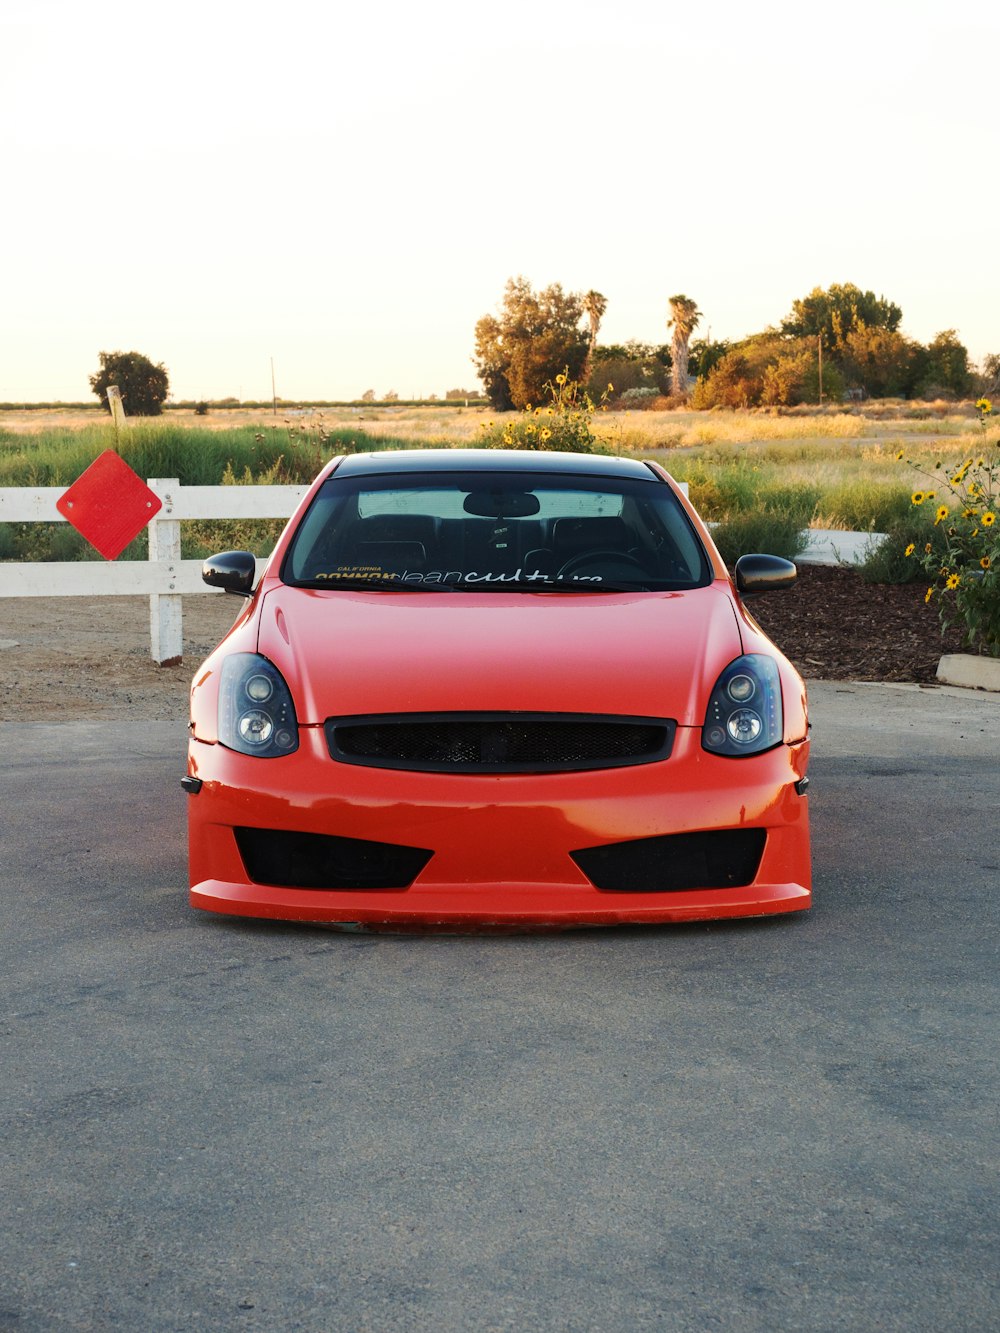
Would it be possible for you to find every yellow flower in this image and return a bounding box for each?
[934,505,948,525]
[924,543,932,553]
[976,397,993,413]
[502,434,513,446]
[895,450,905,461]
[534,408,541,417]
[539,428,552,441]
[946,573,961,590]
[925,587,934,603]
[911,491,926,505]
[904,543,915,557]
[525,403,532,413]
[963,508,979,519]
[555,374,567,386]
[526,423,536,434]
[981,556,992,570]
[607,382,614,393]
[983,512,997,527]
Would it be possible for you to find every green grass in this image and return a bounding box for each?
[3,414,998,573]
[0,420,417,488]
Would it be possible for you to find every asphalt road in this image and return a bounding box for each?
[2,682,998,1332]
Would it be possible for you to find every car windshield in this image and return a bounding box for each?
[282,468,711,592]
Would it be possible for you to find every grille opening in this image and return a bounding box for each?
[325,712,675,773]
[571,829,767,893]
[235,827,432,890]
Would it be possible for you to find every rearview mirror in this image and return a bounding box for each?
[734,553,797,595]
[202,550,257,596]
[463,489,540,518]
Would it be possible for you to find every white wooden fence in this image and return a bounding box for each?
[0,478,877,667]
[0,480,308,664]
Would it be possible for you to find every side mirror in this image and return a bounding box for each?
[202,550,257,596]
[735,553,797,595]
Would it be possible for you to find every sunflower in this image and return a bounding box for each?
[904,543,915,557]
[946,573,961,590]
[911,491,926,505]
[981,556,992,570]
[934,505,949,525]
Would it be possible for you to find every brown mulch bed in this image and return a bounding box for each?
[749,563,969,683]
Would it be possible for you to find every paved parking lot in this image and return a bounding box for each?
[2,682,998,1331]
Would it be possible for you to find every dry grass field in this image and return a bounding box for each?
[0,401,980,449]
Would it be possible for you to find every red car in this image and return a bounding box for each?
[186,450,810,928]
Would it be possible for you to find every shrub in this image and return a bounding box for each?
[857,512,948,585]
[815,481,914,532]
[710,509,810,565]
[618,387,659,407]
[476,372,608,453]
[89,350,170,416]
[897,402,1000,654]
[194,401,209,416]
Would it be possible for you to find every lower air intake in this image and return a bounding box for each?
[571,829,767,893]
[235,827,432,890]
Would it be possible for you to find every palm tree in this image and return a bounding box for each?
[667,295,701,397]
[581,290,607,384]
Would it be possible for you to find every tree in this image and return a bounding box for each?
[979,354,1000,396]
[691,332,842,408]
[916,330,972,398]
[580,290,607,384]
[586,341,670,401]
[90,350,169,416]
[667,295,701,397]
[781,283,902,347]
[838,323,921,398]
[473,276,590,410]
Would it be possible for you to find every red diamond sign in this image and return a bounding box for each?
[56,450,163,560]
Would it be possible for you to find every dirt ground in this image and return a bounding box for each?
[0,594,239,722]
[0,566,971,723]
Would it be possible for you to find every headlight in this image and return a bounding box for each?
[219,654,299,757]
[702,654,782,757]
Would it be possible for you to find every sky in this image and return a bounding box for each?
[2,0,997,403]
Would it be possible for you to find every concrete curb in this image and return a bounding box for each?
[936,653,1000,692]
[798,529,885,566]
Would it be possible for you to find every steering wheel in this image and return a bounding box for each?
[556,550,646,579]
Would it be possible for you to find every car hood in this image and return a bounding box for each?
[255,585,744,726]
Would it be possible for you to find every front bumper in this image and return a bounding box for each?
[187,725,810,928]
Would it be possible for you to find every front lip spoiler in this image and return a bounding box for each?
[181,776,203,795]
[190,878,812,928]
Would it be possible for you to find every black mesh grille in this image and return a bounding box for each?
[325,713,675,773]
[235,827,432,890]
[571,829,767,893]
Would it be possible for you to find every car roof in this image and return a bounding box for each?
[333,449,660,481]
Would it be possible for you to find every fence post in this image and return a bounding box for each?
[147,478,183,665]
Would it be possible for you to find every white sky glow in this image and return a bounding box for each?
[2,0,997,401]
